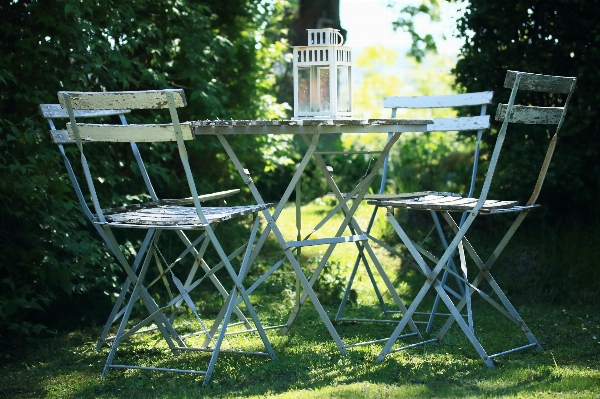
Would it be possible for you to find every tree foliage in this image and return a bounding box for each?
[387,0,441,62]
[0,0,293,334]
[453,0,600,212]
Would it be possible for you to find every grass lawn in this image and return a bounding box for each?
[2,201,599,398]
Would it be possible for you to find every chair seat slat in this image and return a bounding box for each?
[329,191,462,200]
[100,204,272,227]
[368,195,519,212]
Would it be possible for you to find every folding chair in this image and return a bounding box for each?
[336,92,493,331]
[40,104,253,352]
[55,89,276,384]
[369,71,576,366]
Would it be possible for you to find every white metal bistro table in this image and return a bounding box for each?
[193,118,432,354]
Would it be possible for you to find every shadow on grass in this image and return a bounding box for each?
[2,299,599,398]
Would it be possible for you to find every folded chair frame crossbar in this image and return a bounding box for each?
[336,91,494,331]
[369,71,576,367]
[41,104,257,352]
[207,122,430,353]
[52,89,277,385]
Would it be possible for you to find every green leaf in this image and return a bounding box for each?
[64,4,74,16]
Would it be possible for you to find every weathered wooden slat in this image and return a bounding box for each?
[316,150,383,155]
[101,189,241,215]
[367,118,434,125]
[39,104,130,119]
[49,130,76,144]
[428,115,490,132]
[159,189,240,205]
[193,119,431,128]
[384,91,494,109]
[193,121,432,135]
[413,195,467,204]
[58,89,186,110]
[495,104,563,124]
[330,191,462,200]
[504,70,576,94]
[102,204,272,227]
[484,204,540,214]
[415,197,476,205]
[66,123,194,142]
[368,196,518,212]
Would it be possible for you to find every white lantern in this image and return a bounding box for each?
[292,28,352,119]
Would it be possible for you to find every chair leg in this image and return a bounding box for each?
[336,207,389,321]
[175,230,253,329]
[203,224,277,359]
[102,232,175,376]
[436,211,542,353]
[103,228,183,350]
[203,287,238,385]
[376,208,478,362]
[284,147,420,338]
[430,279,494,368]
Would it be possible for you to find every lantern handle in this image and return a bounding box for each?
[335,30,344,46]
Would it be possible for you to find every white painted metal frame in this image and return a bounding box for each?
[56,89,276,385]
[369,71,576,366]
[335,91,494,332]
[41,104,254,352]
[193,118,432,352]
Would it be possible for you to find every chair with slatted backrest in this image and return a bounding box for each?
[56,89,276,385]
[335,92,493,332]
[40,104,254,353]
[370,71,576,367]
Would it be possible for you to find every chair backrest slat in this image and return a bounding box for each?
[39,104,130,119]
[49,130,74,144]
[64,123,193,143]
[495,105,564,125]
[58,89,186,110]
[430,115,490,132]
[504,70,576,93]
[384,91,493,109]
[479,70,577,209]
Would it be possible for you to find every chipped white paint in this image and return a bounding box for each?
[369,195,518,212]
[101,189,241,216]
[39,104,130,119]
[65,122,194,142]
[102,204,271,228]
[384,91,493,109]
[192,119,432,136]
[372,71,577,368]
[495,104,564,125]
[58,89,186,110]
[429,116,490,132]
[504,70,576,93]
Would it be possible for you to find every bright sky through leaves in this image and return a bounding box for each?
[340,0,465,57]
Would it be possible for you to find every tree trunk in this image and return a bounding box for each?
[290,0,346,46]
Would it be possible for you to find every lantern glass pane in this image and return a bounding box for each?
[298,67,310,113]
[337,66,350,112]
[318,67,330,112]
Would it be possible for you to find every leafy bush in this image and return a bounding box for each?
[0,0,294,335]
